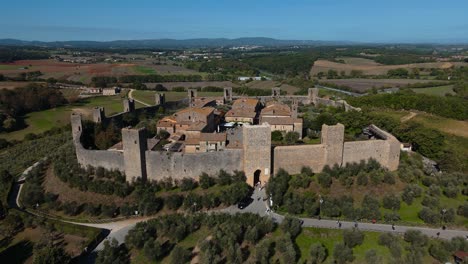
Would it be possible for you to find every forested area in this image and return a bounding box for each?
[347,91,468,120]
[243,51,320,77]
[0,84,67,132]
[0,47,50,62]
[198,58,259,76]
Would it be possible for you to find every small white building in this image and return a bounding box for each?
[103,87,121,96]
[238,76,263,81]
[400,143,412,152]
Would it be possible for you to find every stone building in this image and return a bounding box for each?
[156,107,216,137]
[260,101,303,138]
[71,88,399,186]
[225,98,261,123]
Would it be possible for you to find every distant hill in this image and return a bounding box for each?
[0,37,357,49]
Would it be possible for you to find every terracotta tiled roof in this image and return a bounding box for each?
[157,117,177,127]
[260,103,291,117]
[232,98,259,109]
[187,121,207,131]
[175,107,214,117]
[200,132,226,142]
[225,109,257,118]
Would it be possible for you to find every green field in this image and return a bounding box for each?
[0,65,27,70]
[0,95,147,141]
[133,65,157,75]
[132,90,224,105]
[411,85,455,96]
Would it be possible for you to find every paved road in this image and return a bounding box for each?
[222,188,468,240]
[13,163,468,253]
[128,89,151,106]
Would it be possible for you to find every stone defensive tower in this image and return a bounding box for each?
[272,87,281,97]
[71,113,83,142]
[321,123,344,167]
[308,88,318,105]
[291,100,298,118]
[122,127,147,182]
[155,93,165,106]
[242,124,271,186]
[92,107,105,123]
[224,87,233,101]
[188,88,198,107]
[123,99,135,112]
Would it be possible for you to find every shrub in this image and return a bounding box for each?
[165,195,184,210]
[179,178,197,191]
[383,172,396,185]
[365,249,383,264]
[317,173,332,188]
[280,216,302,239]
[383,212,401,222]
[443,185,459,198]
[284,131,300,144]
[290,174,312,189]
[170,245,192,264]
[333,243,354,264]
[343,228,364,248]
[309,243,328,264]
[421,195,439,209]
[267,169,290,206]
[199,173,215,189]
[301,166,314,177]
[404,230,429,247]
[356,173,368,186]
[276,233,297,263]
[382,194,401,210]
[429,241,451,263]
[402,184,423,205]
[457,204,468,217]
[271,131,283,141]
[418,207,440,224]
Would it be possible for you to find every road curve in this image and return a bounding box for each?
[128,89,151,106]
[12,161,468,253]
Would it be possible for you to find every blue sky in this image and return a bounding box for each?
[1,0,467,43]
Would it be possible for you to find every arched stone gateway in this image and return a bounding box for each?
[253,169,261,186]
[242,124,271,186]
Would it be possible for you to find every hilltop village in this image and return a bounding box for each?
[71,87,400,185]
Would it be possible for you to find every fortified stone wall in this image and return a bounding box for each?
[71,93,398,185]
[145,149,243,181]
[71,113,125,172]
[273,144,327,174]
[273,123,400,175]
[343,140,390,167]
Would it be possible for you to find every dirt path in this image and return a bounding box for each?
[128,89,151,106]
[401,111,417,122]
